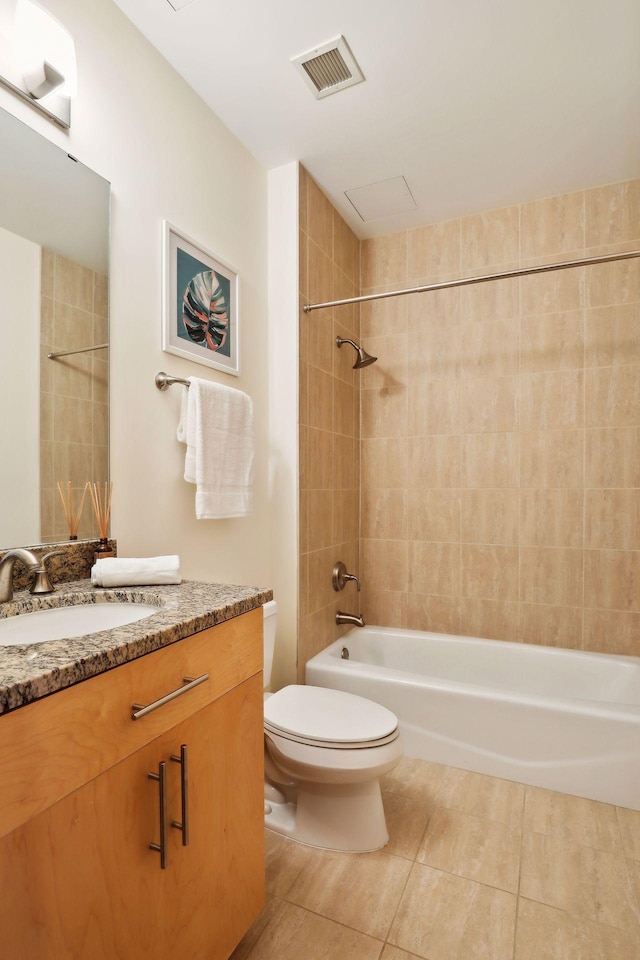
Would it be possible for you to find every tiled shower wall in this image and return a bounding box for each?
[359,179,640,656]
[298,168,361,679]
[40,250,109,542]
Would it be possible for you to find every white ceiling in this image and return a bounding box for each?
[113,0,640,238]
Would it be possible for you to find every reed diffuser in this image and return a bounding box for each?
[89,481,114,560]
[56,481,88,540]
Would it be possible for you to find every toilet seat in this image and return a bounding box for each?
[263,684,399,750]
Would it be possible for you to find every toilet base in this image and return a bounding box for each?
[264,777,389,852]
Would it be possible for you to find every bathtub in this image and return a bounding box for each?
[306,625,640,810]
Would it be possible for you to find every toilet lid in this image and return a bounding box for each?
[263,685,398,745]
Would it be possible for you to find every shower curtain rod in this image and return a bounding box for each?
[302,248,640,313]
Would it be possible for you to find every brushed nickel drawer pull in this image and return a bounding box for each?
[131,674,209,720]
[148,761,167,869]
[170,744,189,846]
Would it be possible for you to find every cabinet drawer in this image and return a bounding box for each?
[0,606,262,839]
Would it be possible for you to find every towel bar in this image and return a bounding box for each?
[155,371,190,391]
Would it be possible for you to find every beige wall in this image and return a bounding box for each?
[298,168,361,678]
[359,179,640,656]
[40,250,107,542]
[0,0,272,591]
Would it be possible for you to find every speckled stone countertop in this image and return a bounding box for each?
[0,579,272,715]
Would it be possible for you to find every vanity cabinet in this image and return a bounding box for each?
[0,607,265,960]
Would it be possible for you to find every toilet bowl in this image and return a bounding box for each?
[262,601,403,852]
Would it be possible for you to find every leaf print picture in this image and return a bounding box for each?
[162,221,240,376]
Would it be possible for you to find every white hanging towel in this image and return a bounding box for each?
[177,377,254,519]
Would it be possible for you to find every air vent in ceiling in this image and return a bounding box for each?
[292,36,364,100]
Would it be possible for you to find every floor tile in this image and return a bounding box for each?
[417,805,521,892]
[437,767,525,829]
[381,756,448,809]
[524,786,623,854]
[383,791,432,860]
[239,901,384,960]
[265,830,321,898]
[520,831,640,932]
[388,862,516,960]
[285,848,411,940]
[229,897,284,960]
[515,897,639,960]
[617,806,640,861]
[380,946,423,960]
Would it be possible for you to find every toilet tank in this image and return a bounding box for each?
[262,600,277,689]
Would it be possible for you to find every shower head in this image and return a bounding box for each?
[336,336,377,369]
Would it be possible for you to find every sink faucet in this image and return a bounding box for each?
[0,549,61,603]
[336,610,365,628]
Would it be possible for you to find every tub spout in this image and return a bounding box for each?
[336,611,365,628]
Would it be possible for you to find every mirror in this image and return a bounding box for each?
[0,107,110,546]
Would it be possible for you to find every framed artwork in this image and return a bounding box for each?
[162,221,239,376]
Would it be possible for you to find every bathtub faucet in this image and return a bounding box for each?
[336,611,365,628]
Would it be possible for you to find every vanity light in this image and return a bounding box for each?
[0,0,77,128]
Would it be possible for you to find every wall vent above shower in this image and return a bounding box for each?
[292,36,364,100]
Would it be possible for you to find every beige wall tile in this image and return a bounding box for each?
[360,334,408,389]
[520,310,584,373]
[307,366,333,432]
[417,806,521,892]
[460,276,519,324]
[520,191,585,259]
[408,541,460,596]
[41,247,54,297]
[408,380,459,436]
[406,313,459,381]
[362,385,408,438]
[520,430,584,488]
[585,489,640,550]
[586,365,640,428]
[405,594,460,634]
[389,863,517,960]
[520,489,584,548]
[307,489,333,552]
[585,303,640,367]
[333,211,358,282]
[514,897,637,960]
[461,544,519,601]
[306,176,333,258]
[520,604,583,649]
[520,832,640,931]
[307,310,333,374]
[584,549,640,612]
[54,253,93,311]
[459,319,519,379]
[333,490,359,545]
[521,266,585,316]
[461,432,519,488]
[461,206,520,271]
[458,598,520,642]
[408,218,461,281]
[307,547,336,614]
[585,257,640,308]
[362,438,408,488]
[361,538,409,593]
[520,370,584,431]
[286,849,411,940]
[53,396,92,446]
[461,376,519,433]
[360,294,407,340]
[584,180,640,248]
[307,428,334,490]
[461,489,519,545]
[520,546,583,606]
[585,427,640,487]
[93,272,108,321]
[333,433,355,490]
[361,232,408,289]
[407,489,459,542]
[616,806,640,861]
[308,240,334,311]
[408,435,460,488]
[523,787,623,854]
[583,608,640,656]
[365,589,407,629]
[362,488,407,540]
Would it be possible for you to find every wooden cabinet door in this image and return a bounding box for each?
[0,673,264,960]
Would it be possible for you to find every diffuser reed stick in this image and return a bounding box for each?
[89,481,113,540]
[56,481,88,540]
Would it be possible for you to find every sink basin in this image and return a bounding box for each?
[0,602,161,647]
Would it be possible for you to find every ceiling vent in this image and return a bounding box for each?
[292,36,364,100]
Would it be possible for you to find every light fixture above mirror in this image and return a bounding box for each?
[0,0,77,128]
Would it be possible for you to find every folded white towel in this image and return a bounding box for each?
[177,377,254,519]
[91,556,181,587]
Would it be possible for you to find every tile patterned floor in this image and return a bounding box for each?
[231,758,640,960]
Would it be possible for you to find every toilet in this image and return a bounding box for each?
[262,600,403,852]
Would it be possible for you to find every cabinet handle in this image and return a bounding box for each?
[170,744,189,846]
[148,761,167,870]
[131,674,209,720]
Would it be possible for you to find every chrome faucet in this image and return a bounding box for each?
[0,548,61,603]
[336,611,365,628]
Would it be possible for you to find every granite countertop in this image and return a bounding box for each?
[0,579,272,715]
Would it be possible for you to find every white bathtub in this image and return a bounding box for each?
[306,625,640,810]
